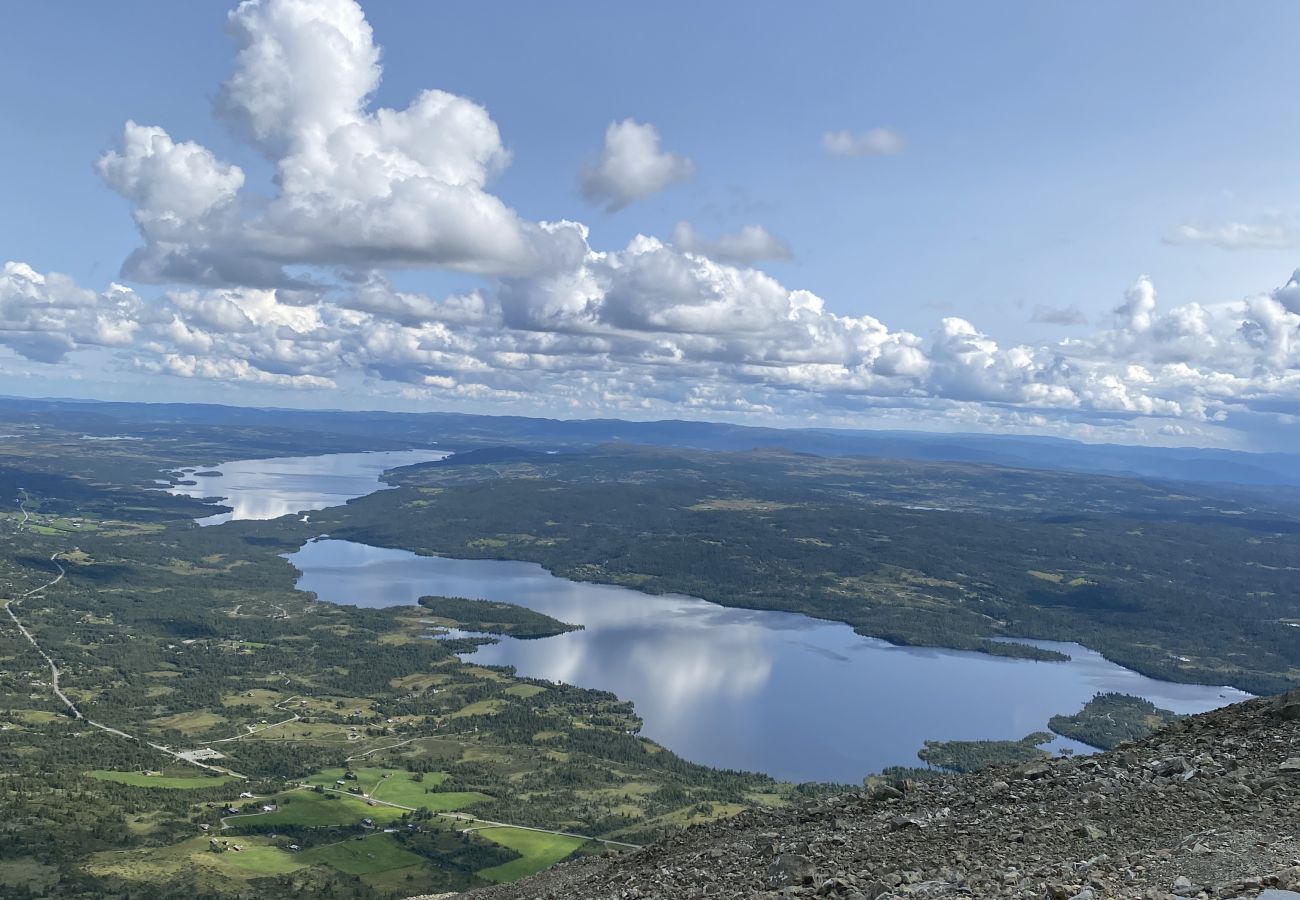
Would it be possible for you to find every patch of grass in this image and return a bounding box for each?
[461,665,511,682]
[148,710,227,734]
[300,768,486,811]
[390,672,450,690]
[194,841,306,877]
[87,770,237,789]
[504,684,546,699]
[451,698,507,718]
[369,774,449,808]
[87,836,304,882]
[226,791,405,828]
[299,833,425,877]
[474,827,587,882]
[220,688,283,710]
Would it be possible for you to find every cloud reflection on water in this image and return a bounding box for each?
[288,539,1252,783]
[166,449,447,524]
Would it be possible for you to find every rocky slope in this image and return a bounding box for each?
[454,689,1300,899]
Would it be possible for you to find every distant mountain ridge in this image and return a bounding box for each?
[1,395,1297,489]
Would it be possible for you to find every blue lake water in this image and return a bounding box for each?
[170,449,1252,783]
[286,537,1252,784]
[166,448,448,525]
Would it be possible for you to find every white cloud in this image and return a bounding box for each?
[580,119,695,212]
[1113,275,1157,334]
[671,222,791,265]
[96,122,244,229]
[98,0,548,286]
[10,251,1300,442]
[1165,219,1297,250]
[0,262,143,363]
[823,128,905,157]
[18,0,1291,444]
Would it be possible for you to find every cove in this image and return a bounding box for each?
[286,538,1251,784]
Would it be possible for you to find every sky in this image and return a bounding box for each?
[3,1,1300,449]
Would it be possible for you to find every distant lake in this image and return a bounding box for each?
[287,537,1252,784]
[166,448,448,525]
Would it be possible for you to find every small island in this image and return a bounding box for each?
[1049,692,1181,749]
[916,731,1056,773]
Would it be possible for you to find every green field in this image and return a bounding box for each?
[304,766,441,794]
[87,770,238,789]
[474,827,588,882]
[196,842,306,877]
[301,767,488,811]
[147,710,228,734]
[88,835,306,883]
[300,833,427,877]
[228,791,407,827]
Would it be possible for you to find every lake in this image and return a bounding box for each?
[173,448,1252,783]
[286,537,1251,784]
[166,448,448,525]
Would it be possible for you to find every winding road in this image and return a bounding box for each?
[3,551,75,716]
[3,507,246,778]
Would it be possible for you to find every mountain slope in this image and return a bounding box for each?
[457,690,1300,899]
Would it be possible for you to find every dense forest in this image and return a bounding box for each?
[317,446,1300,695]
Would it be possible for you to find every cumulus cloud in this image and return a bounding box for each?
[15,238,1300,443]
[580,119,695,212]
[823,128,905,157]
[98,0,548,286]
[19,0,1289,443]
[0,262,143,363]
[671,222,791,265]
[97,122,244,229]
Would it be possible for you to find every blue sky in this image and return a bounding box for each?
[3,1,1300,448]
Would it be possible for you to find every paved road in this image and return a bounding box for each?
[200,713,301,745]
[3,552,77,716]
